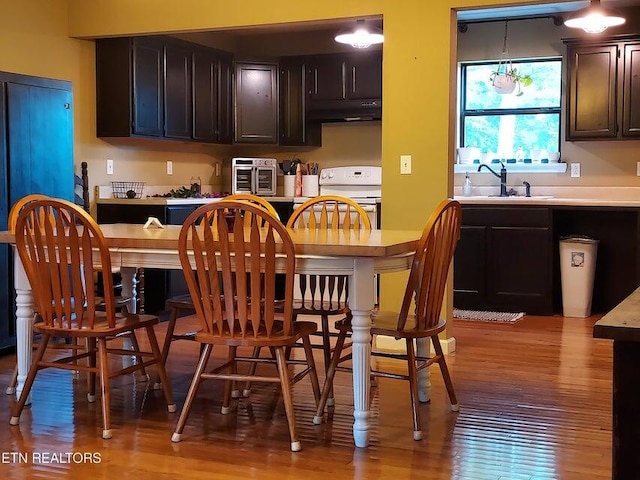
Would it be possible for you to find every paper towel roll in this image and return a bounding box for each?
[302,175,319,197]
[283,175,296,197]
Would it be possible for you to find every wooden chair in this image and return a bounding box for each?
[72,163,147,380]
[161,194,280,367]
[6,185,143,394]
[74,161,90,212]
[9,198,176,439]
[313,199,462,441]
[73,161,132,305]
[170,201,321,452]
[6,194,90,394]
[282,194,371,406]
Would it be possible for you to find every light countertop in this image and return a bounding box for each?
[96,195,297,205]
[453,196,640,207]
[453,186,640,208]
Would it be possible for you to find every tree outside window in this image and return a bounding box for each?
[460,58,562,163]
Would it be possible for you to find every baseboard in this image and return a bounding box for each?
[374,335,456,355]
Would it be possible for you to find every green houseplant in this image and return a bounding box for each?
[489,21,533,96]
[490,67,533,96]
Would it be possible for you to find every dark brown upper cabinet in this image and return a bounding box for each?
[96,37,164,138]
[305,50,382,121]
[96,36,232,144]
[278,56,321,147]
[234,62,278,144]
[565,36,640,140]
[164,42,192,140]
[192,49,233,143]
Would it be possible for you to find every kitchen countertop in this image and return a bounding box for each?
[97,194,640,208]
[453,196,640,207]
[96,195,297,205]
[453,186,640,208]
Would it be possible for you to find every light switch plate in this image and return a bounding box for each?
[167,160,173,175]
[570,163,580,178]
[636,161,640,176]
[400,155,412,175]
[106,159,114,175]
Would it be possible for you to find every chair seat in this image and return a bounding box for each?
[289,299,349,316]
[195,320,317,347]
[165,294,195,310]
[33,312,158,338]
[335,311,447,339]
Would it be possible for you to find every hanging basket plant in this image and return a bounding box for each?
[490,65,533,96]
[489,21,533,96]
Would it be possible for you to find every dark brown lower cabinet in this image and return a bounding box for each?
[552,207,639,314]
[454,206,553,315]
[454,204,640,316]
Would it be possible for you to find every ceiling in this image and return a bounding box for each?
[176,1,637,46]
[457,1,637,23]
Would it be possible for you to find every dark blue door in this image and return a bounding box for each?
[0,78,73,352]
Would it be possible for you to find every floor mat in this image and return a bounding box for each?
[453,308,525,323]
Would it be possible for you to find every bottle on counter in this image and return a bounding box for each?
[295,163,303,197]
[463,172,473,197]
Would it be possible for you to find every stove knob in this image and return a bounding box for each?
[320,171,327,179]
[328,171,334,179]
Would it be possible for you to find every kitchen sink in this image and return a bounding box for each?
[455,195,553,201]
[488,195,553,200]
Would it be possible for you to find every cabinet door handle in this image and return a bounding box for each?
[314,69,318,95]
[342,62,346,99]
[352,66,356,94]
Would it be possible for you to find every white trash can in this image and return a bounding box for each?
[559,236,599,318]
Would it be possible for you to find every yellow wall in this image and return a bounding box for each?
[1,0,538,318]
[67,0,535,307]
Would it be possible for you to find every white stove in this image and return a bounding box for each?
[293,166,382,223]
[318,166,381,203]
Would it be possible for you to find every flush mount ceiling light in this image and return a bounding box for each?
[334,19,384,49]
[564,0,625,34]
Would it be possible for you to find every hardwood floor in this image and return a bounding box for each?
[0,314,613,479]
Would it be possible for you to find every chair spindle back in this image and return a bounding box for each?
[398,200,462,332]
[223,194,280,225]
[179,201,295,339]
[286,195,371,307]
[14,198,117,330]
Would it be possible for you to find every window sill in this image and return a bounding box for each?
[454,163,567,174]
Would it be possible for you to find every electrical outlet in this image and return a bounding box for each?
[636,161,640,176]
[167,160,173,175]
[106,159,114,175]
[215,162,221,177]
[570,162,580,178]
[400,155,412,175]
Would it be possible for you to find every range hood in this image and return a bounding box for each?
[307,99,382,122]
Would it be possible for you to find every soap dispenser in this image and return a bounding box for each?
[463,172,473,197]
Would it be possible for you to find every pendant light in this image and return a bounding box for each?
[564,0,625,34]
[334,19,383,49]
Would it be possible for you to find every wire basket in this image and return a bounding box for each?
[111,181,145,199]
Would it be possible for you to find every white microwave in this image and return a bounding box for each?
[231,158,277,196]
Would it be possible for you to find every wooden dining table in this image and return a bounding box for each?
[0,223,421,448]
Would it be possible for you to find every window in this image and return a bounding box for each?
[459,58,562,165]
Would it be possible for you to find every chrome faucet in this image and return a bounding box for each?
[477,162,508,197]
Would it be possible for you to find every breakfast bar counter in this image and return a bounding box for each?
[593,287,640,480]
